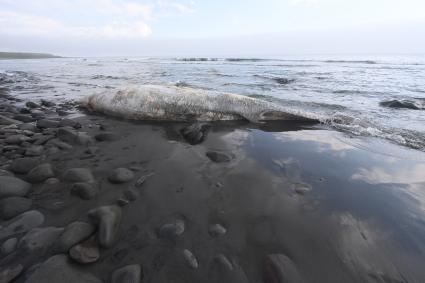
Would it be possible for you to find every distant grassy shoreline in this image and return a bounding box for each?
[0,52,61,60]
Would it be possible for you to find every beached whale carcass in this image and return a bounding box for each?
[83,85,317,123]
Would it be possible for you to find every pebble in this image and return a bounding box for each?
[13,114,35,123]
[18,226,64,251]
[135,172,154,187]
[5,134,30,144]
[53,221,95,253]
[85,146,99,154]
[17,123,38,132]
[116,198,130,206]
[0,114,22,125]
[1,237,18,255]
[45,177,60,185]
[95,131,120,141]
[0,264,23,283]
[183,249,199,269]
[63,168,95,183]
[47,139,73,150]
[180,122,210,145]
[293,182,312,195]
[111,264,142,283]
[36,119,60,129]
[0,210,44,241]
[70,182,98,200]
[158,219,185,239]
[88,205,122,248]
[69,237,100,264]
[213,254,234,271]
[26,101,39,108]
[123,188,139,201]
[57,128,93,146]
[208,223,227,237]
[26,163,55,183]
[40,99,56,107]
[206,151,233,163]
[8,157,40,174]
[0,196,32,219]
[25,145,44,156]
[24,254,102,283]
[0,176,31,198]
[108,168,134,183]
[263,254,304,283]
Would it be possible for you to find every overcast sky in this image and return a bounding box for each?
[1,0,424,56]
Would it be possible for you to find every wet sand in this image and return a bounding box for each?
[1,95,425,282]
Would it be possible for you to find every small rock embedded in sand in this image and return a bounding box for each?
[63,168,95,183]
[180,122,211,145]
[95,131,120,141]
[0,210,44,241]
[208,223,227,237]
[59,118,81,129]
[5,134,31,144]
[213,254,234,271]
[0,176,31,198]
[45,177,60,185]
[158,219,185,239]
[26,101,39,109]
[263,254,305,283]
[57,128,93,146]
[41,99,56,107]
[25,254,102,283]
[123,188,139,201]
[111,264,142,283]
[108,168,134,183]
[1,237,18,255]
[25,145,44,156]
[0,196,32,219]
[183,249,199,269]
[18,226,64,252]
[0,114,22,125]
[36,119,60,129]
[54,221,95,253]
[88,205,122,248]
[9,157,40,174]
[69,237,100,264]
[70,182,98,200]
[26,163,55,183]
[293,182,312,195]
[206,151,233,163]
[85,146,99,154]
[0,264,23,283]
[135,172,154,187]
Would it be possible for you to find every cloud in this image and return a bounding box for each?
[0,10,152,39]
[156,0,195,13]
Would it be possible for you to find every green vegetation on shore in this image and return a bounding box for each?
[0,52,61,59]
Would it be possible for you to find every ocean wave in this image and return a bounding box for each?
[82,85,319,123]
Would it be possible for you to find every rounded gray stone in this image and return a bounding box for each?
[70,182,98,200]
[111,264,142,283]
[0,210,44,241]
[0,176,31,198]
[158,219,185,239]
[69,237,99,264]
[88,205,122,248]
[18,226,64,252]
[0,196,32,220]
[263,254,305,283]
[108,168,134,183]
[1,237,18,255]
[24,254,102,283]
[9,157,40,174]
[26,163,55,183]
[53,221,95,253]
[63,168,95,183]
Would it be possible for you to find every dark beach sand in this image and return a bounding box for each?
[1,96,425,282]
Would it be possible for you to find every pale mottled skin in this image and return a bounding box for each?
[83,85,316,122]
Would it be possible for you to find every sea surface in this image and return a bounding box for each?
[1,55,425,150]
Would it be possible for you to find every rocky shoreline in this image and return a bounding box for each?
[0,92,305,283]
